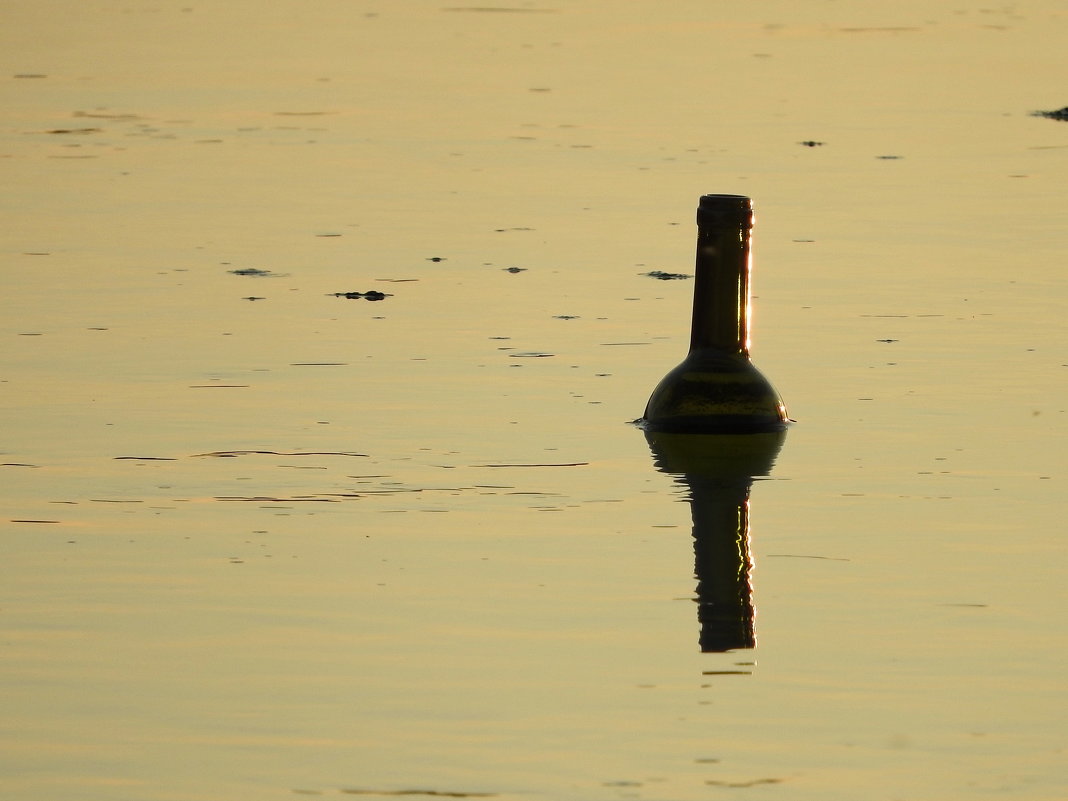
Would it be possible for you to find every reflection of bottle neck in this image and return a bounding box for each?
[689,200,752,357]
[644,430,785,653]
[686,476,755,653]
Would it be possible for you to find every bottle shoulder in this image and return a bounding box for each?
[672,348,753,373]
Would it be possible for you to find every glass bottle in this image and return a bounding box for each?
[641,194,789,433]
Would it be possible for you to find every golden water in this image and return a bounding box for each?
[2,2,1066,799]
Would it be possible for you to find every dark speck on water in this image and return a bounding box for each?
[45,127,102,135]
[228,267,278,277]
[643,270,691,280]
[503,266,526,273]
[798,140,825,147]
[334,290,390,301]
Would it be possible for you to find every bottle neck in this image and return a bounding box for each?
[688,222,752,356]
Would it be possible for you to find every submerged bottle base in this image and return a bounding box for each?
[640,414,789,435]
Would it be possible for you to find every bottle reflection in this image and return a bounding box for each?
[644,430,785,653]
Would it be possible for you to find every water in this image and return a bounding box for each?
[2,1,1066,799]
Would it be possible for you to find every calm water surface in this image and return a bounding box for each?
[2,2,1066,799]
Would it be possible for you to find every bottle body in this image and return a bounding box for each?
[641,195,789,434]
[643,351,787,433]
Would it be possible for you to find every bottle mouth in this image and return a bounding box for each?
[701,194,751,202]
[697,194,753,228]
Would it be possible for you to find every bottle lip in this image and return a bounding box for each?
[700,194,752,203]
[697,194,753,228]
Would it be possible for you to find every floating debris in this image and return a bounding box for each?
[1031,106,1068,121]
[228,267,277,277]
[45,127,101,135]
[73,110,142,121]
[701,670,753,675]
[333,290,390,301]
[643,270,690,280]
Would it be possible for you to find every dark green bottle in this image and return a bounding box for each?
[641,194,789,433]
